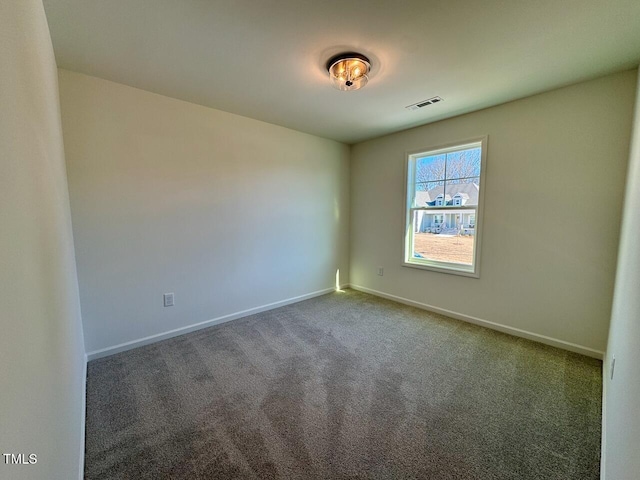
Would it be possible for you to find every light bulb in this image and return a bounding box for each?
[327,54,371,91]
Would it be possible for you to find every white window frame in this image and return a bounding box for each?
[403,136,488,278]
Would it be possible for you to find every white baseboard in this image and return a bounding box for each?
[79,352,87,480]
[350,284,604,359]
[86,287,338,361]
[85,282,602,361]
[600,357,608,479]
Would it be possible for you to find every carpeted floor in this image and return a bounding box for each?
[85,289,602,479]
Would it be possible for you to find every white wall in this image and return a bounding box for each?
[58,70,350,356]
[0,1,86,479]
[350,70,637,355]
[602,67,640,479]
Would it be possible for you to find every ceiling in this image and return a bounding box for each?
[43,0,640,144]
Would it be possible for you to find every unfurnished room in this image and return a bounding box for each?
[2,1,640,479]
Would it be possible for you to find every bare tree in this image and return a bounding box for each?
[416,155,445,187]
[416,149,480,188]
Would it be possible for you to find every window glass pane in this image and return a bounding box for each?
[411,211,475,265]
[415,154,446,183]
[445,147,481,181]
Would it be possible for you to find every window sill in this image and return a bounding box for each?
[402,260,480,278]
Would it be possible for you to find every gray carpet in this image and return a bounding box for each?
[85,289,602,479]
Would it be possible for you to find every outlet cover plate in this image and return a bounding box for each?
[163,293,175,307]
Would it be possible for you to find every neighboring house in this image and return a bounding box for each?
[414,183,479,235]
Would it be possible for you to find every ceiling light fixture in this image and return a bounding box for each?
[326,53,371,91]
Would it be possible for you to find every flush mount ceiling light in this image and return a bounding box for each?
[326,53,371,91]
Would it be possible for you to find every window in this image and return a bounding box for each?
[404,137,487,277]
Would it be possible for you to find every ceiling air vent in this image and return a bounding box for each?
[406,96,444,111]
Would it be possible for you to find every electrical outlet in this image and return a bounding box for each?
[163,293,174,307]
[611,355,616,380]
[377,267,384,276]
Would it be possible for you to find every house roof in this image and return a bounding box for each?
[415,183,479,207]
